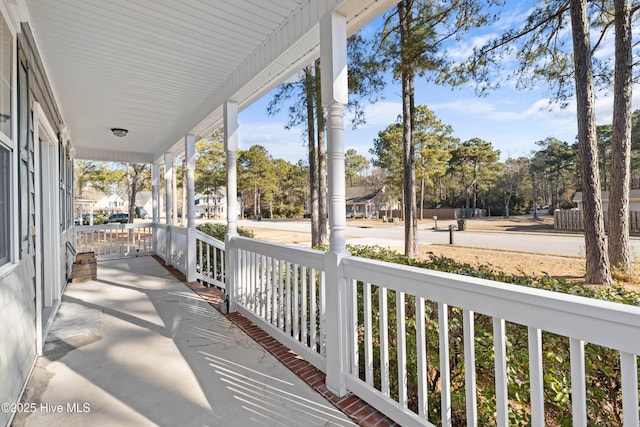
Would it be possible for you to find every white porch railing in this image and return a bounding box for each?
[75,223,154,259]
[227,236,327,371]
[223,236,639,427]
[73,224,640,426]
[341,256,640,427]
[195,229,226,289]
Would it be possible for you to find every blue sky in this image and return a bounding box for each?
[237,2,638,166]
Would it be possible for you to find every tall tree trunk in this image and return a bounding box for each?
[420,178,424,220]
[315,59,328,246]
[504,193,510,218]
[399,1,418,257]
[531,164,539,220]
[305,66,320,246]
[127,164,136,223]
[570,0,611,285]
[608,0,632,272]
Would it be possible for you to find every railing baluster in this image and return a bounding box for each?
[220,245,225,284]
[570,338,586,427]
[310,268,317,351]
[416,296,427,418]
[209,243,213,281]
[364,282,373,386]
[621,352,639,427]
[319,271,326,356]
[242,250,248,306]
[238,250,243,305]
[260,255,267,319]
[494,318,508,427]
[463,309,477,426]
[286,261,292,335]
[207,244,213,283]
[350,279,358,376]
[439,302,451,427]
[528,327,544,427]
[253,252,258,312]
[265,256,272,323]
[397,291,407,408]
[380,287,389,396]
[278,259,284,329]
[301,266,307,347]
[271,258,278,326]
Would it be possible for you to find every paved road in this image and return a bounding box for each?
[223,218,640,259]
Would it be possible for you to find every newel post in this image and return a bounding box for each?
[321,9,350,397]
[224,100,239,313]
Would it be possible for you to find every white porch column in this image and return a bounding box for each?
[164,152,173,263]
[151,162,160,255]
[224,100,239,313]
[321,10,349,397]
[225,101,239,237]
[185,134,196,282]
[151,163,160,223]
[165,153,174,225]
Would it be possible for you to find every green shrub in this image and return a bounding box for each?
[196,223,254,240]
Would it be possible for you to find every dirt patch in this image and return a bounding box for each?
[418,244,585,282]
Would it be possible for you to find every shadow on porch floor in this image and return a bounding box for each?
[13,256,354,427]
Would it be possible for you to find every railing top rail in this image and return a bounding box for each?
[230,236,324,269]
[343,255,640,354]
[75,222,153,231]
[195,230,225,250]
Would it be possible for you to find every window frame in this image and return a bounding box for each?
[0,5,15,277]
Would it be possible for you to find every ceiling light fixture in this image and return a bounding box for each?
[111,128,128,137]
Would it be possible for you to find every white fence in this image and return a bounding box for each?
[75,223,154,259]
[555,209,640,232]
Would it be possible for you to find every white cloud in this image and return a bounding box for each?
[445,33,497,61]
[346,100,402,128]
[239,122,308,162]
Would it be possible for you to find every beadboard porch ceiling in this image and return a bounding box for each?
[24,0,396,163]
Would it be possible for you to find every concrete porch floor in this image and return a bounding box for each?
[13,256,354,426]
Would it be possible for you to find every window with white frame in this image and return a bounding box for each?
[0,13,10,138]
[0,11,13,267]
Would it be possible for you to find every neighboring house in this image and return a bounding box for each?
[136,191,153,219]
[195,187,241,219]
[94,193,127,214]
[306,186,395,218]
[345,186,388,218]
[573,190,640,212]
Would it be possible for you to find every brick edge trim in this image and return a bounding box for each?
[151,255,398,427]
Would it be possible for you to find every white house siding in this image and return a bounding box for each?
[0,18,70,426]
[0,262,37,427]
